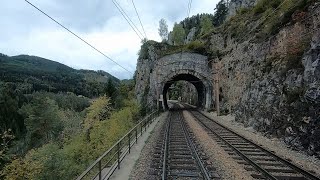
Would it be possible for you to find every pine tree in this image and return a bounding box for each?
[213,0,228,26]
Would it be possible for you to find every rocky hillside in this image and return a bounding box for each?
[212,0,320,156]
[135,0,320,156]
[227,0,258,17]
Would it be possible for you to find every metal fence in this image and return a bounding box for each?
[76,111,159,180]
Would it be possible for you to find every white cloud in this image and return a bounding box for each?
[0,0,220,79]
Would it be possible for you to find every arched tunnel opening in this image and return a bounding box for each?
[162,74,206,110]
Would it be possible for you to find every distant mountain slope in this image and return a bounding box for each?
[0,53,119,97]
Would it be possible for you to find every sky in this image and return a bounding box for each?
[1,0,220,79]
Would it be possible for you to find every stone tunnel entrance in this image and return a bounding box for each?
[135,52,214,111]
[162,74,205,109]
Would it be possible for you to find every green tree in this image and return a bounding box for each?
[105,79,118,107]
[19,97,63,148]
[2,96,139,180]
[172,23,186,45]
[138,38,149,59]
[105,79,116,98]
[200,15,213,35]
[168,81,184,100]
[158,18,169,41]
[83,95,112,141]
[0,129,15,176]
[0,82,25,137]
[213,0,228,26]
[141,38,147,44]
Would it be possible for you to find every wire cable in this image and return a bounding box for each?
[112,0,145,40]
[131,0,148,39]
[24,0,133,75]
[187,0,193,17]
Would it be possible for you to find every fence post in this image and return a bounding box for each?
[135,128,138,144]
[99,160,101,180]
[128,132,131,154]
[117,143,120,169]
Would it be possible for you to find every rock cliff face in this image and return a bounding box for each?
[135,2,320,156]
[212,4,320,156]
[227,0,258,17]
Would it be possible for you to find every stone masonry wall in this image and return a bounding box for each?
[135,51,213,110]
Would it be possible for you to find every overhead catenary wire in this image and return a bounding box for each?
[112,0,145,40]
[131,0,148,39]
[187,0,193,18]
[24,0,133,75]
[187,0,190,17]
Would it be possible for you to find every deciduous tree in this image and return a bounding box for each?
[158,18,168,41]
[19,97,63,148]
[200,15,213,35]
[172,23,186,45]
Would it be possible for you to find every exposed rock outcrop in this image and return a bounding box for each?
[227,0,258,18]
[135,1,320,156]
[213,3,320,156]
[185,27,197,44]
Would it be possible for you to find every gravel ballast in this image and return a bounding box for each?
[202,111,320,177]
[129,112,168,180]
[183,110,254,180]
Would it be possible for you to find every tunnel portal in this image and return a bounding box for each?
[162,74,204,109]
[149,53,214,110]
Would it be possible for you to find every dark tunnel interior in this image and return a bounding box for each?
[162,74,205,109]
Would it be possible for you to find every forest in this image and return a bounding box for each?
[0,54,141,179]
[0,54,119,97]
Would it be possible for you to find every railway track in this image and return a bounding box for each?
[189,110,320,180]
[149,109,219,179]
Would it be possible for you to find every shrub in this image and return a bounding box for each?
[186,40,206,54]
[253,0,281,15]
[224,0,313,43]
[2,96,139,179]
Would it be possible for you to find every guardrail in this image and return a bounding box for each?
[76,111,159,180]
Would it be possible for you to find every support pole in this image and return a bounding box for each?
[156,67,160,111]
[212,61,220,116]
[117,143,120,169]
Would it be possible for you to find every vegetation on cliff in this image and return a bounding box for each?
[147,0,314,59]
[136,0,320,156]
[222,0,314,42]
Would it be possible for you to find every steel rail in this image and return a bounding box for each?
[161,112,171,180]
[179,111,211,180]
[161,110,211,179]
[190,111,277,180]
[191,110,320,180]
